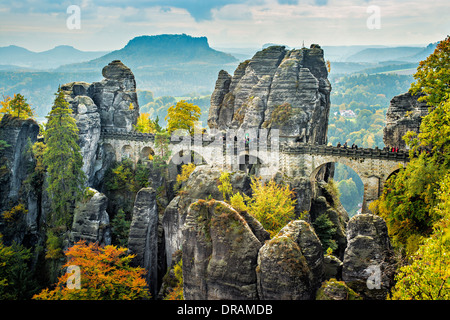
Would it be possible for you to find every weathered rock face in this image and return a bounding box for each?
[257,220,324,300]
[0,114,40,244]
[163,165,252,267]
[0,115,39,212]
[61,82,101,184]
[60,60,139,184]
[342,213,394,300]
[208,45,331,144]
[89,60,139,131]
[182,199,266,300]
[127,187,160,297]
[71,188,111,246]
[383,92,429,149]
[309,180,349,260]
[316,279,362,300]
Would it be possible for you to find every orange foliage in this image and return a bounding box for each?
[33,241,150,300]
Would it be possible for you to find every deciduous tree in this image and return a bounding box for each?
[33,241,150,300]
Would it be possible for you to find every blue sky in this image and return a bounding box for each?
[0,0,448,51]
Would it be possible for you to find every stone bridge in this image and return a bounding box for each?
[99,129,409,213]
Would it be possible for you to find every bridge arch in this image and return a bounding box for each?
[140,146,155,161]
[121,145,133,160]
[167,149,208,181]
[310,161,364,216]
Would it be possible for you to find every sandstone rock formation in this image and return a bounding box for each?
[257,220,323,300]
[383,91,429,149]
[90,60,140,131]
[163,165,252,267]
[182,199,266,300]
[60,60,139,185]
[61,82,101,184]
[208,45,331,144]
[127,187,160,297]
[316,279,362,300]
[71,188,111,246]
[342,213,394,299]
[0,114,40,244]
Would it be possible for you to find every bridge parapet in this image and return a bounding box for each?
[100,129,154,142]
[280,142,409,162]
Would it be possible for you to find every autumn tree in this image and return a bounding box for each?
[43,88,86,228]
[410,36,450,107]
[0,93,34,120]
[219,174,296,238]
[165,100,201,134]
[33,241,150,300]
[134,113,162,134]
[373,36,450,254]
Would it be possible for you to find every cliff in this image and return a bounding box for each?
[208,44,331,144]
[383,91,429,149]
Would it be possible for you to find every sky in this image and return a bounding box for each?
[0,0,448,52]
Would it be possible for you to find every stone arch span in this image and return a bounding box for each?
[307,154,406,214]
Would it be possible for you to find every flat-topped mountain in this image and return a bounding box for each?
[57,34,238,72]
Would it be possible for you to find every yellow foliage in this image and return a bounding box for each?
[2,203,28,222]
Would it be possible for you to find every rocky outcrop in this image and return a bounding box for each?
[61,83,101,184]
[383,91,429,149]
[208,45,331,144]
[182,199,266,300]
[60,60,139,185]
[0,114,40,244]
[316,279,362,300]
[71,188,111,246]
[257,220,323,300]
[127,187,160,297]
[163,165,252,267]
[309,180,349,260]
[342,213,394,300]
[90,60,139,131]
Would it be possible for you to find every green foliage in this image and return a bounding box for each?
[43,88,86,228]
[337,178,360,216]
[111,209,131,247]
[105,159,150,194]
[45,230,64,260]
[153,131,171,175]
[410,36,450,107]
[312,213,338,253]
[0,93,34,120]
[0,237,37,300]
[376,99,450,252]
[164,259,184,300]
[245,178,297,238]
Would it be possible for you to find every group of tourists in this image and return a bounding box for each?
[335,141,358,149]
[383,146,400,152]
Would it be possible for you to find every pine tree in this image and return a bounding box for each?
[43,88,86,228]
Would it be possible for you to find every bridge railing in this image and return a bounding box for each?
[99,129,409,161]
[280,142,409,161]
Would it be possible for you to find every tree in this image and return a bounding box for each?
[410,36,450,107]
[244,178,297,237]
[0,94,34,120]
[33,241,150,300]
[0,237,37,300]
[43,88,86,228]
[165,100,201,134]
[153,131,171,174]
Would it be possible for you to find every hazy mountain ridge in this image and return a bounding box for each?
[0,45,108,70]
